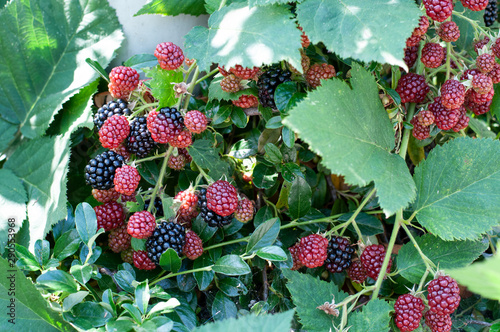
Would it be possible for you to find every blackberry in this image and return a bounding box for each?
[416,110,435,126]
[347,260,368,283]
[396,73,430,104]
[429,98,461,131]
[114,165,140,195]
[84,151,125,190]
[325,236,355,273]
[198,188,233,228]
[94,202,125,231]
[183,230,203,260]
[404,46,419,69]
[147,107,185,144]
[461,0,489,11]
[411,117,431,140]
[257,66,292,108]
[229,65,260,80]
[485,0,498,27]
[476,53,496,73]
[127,211,157,239]
[424,311,452,332]
[306,63,336,88]
[421,43,445,68]
[394,294,425,332]
[94,99,131,131]
[133,250,157,270]
[465,97,491,115]
[126,116,156,157]
[99,115,130,149]
[154,42,184,71]
[206,180,238,217]
[289,243,304,270]
[440,79,465,109]
[427,276,461,315]
[474,36,490,54]
[438,21,460,42]
[360,244,392,280]
[145,221,186,264]
[423,0,454,22]
[298,234,329,268]
[145,197,164,217]
[108,225,131,253]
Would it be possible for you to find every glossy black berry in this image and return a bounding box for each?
[144,197,164,217]
[198,188,233,228]
[325,236,355,273]
[94,99,131,130]
[257,66,292,109]
[84,151,125,190]
[145,221,186,265]
[484,0,498,27]
[126,116,156,157]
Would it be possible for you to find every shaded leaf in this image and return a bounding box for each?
[0,169,26,254]
[135,0,207,17]
[159,248,182,273]
[347,299,392,332]
[194,310,294,332]
[288,176,311,219]
[213,255,251,275]
[246,218,280,253]
[211,291,237,321]
[37,270,78,293]
[75,203,97,243]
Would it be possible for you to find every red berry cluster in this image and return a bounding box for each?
[154,42,184,70]
[108,66,140,100]
[306,63,336,88]
[183,230,204,260]
[297,234,329,268]
[206,180,239,217]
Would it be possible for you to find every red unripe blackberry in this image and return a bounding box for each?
[108,66,140,100]
[474,36,490,54]
[438,21,460,42]
[147,107,185,144]
[120,193,136,203]
[360,244,392,280]
[232,94,259,108]
[289,243,304,270]
[179,148,192,163]
[198,188,234,228]
[114,165,140,195]
[168,154,187,170]
[396,73,430,103]
[298,26,310,48]
[416,110,435,126]
[206,180,239,217]
[423,0,454,22]
[108,225,131,253]
[413,16,430,36]
[218,66,230,77]
[394,294,425,332]
[411,117,431,140]
[235,198,254,223]
[121,248,134,264]
[290,51,311,74]
[133,250,157,270]
[465,97,491,115]
[452,111,470,132]
[298,234,329,268]
[154,42,184,70]
[99,115,130,149]
[325,236,354,273]
[127,211,157,239]
[487,63,500,83]
[84,151,125,190]
[175,190,199,220]
[169,129,193,148]
[306,63,336,88]
[421,43,445,68]
[145,221,186,264]
[183,230,203,260]
[347,260,368,283]
[461,0,489,10]
[460,68,481,80]
[468,86,494,104]
[427,276,461,315]
[429,98,461,131]
[440,79,465,109]
[92,188,120,203]
[476,53,496,73]
[424,311,452,332]
[230,65,260,80]
[406,34,424,47]
[112,144,131,161]
[220,74,242,93]
[94,99,131,131]
[404,46,419,69]
[472,73,493,94]
[95,202,125,231]
[492,38,500,58]
[184,110,207,134]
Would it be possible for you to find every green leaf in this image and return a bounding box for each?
[492,83,500,120]
[347,299,392,332]
[264,143,283,164]
[212,291,238,321]
[0,257,73,331]
[159,248,182,273]
[53,229,81,261]
[212,105,233,125]
[4,134,72,251]
[468,116,497,139]
[282,163,303,183]
[296,0,420,69]
[0,118,18,152]
[135,0,207,17]
[413,137,500,240]
[454,2,484,53]
[217,277,248,297]
[67,302,112,328]
[447,254,500,301]
[265,116,283,129]
[252,163,278,189]
[246,217,280,253]
[0,0,123,138]
[283,63,416,216]
[85,59,109,82]
[131,237,146,251]
[63,291,89,312]
[70,264,93,285]
[15,244,41,271]
[274,81,298,111]
[248,0,290,6]
[148,298,180,316]
[189,139,229,179]
[193,254,215,290]
[37,270,78,293]
[255,246,288,261]
[124,53,158,71]
[75,202,97,243]
[114,270,135,294]
[213,255,251,276]
[339,212,384,237]
[288,176,312,219]
[121,303,143,325]
[282,126,295,148]
[194,310,294,332]
[34,240,50,267]
[397,234,488,284]
[184,3,302,72]
[283,269,347,331]
[144,66,184,108]
[135,281,150,315]
[0,169,26,254]
[231,107,248,128]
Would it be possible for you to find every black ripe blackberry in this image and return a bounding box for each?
[485,0,498,27]
[84,151,125,190]
[325,236,355,273]
[144,197,164,217]
[126,116,156,157]
[94,99,131,130]
[257,66,292,109]
[198,188,233,228]
[145,221,186,264]
[159,106,185,131]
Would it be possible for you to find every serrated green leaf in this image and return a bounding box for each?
[413,137,500,240]
[283,269,347,331]
[347,299,392,332]
[447,255,500,301]
[256,246,288,261]
[248,0,291,7]
[184,3,302,72]
[194,310,294,332]
[37,270,78,293]
[213,255,251,275]
[0,0,123,138]
[75,203,97,243]
[283,63,416,216]
[264,143,283,164]
[135,0,207,17]
[246,218,280,253]
[212,291,237,321]
[296,0,420,69]
[0,118,18,153]
[0,169,26,254]
[159,248,182,273]
[15,244,40,271]
[144,66,183,108]
[397,234,488,284]
[288,176,311,219]
[0,257,73,331]
[4,134,71,251]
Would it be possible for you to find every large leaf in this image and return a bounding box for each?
[283,269,348,332]
[0,257,73,331]
[135,0,207,17]
[213,255,251,276]
[0,0,123,138]
[296,0,420,69]
[283,64,416,216]
[211,291,237,321]
[184,2,302,72]
[4,134,71,251]
[194,310,294,332]
[0,169,27,254]
[412,137,500,240]
[347,299,392,332]
[397,234,488,284]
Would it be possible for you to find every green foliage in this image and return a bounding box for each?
[144,66,184,108]
[135,0,207,17]
[208,74,258,101]
[0,169,26,252]
[412,137,500,240]
[347,299,392,331]
[194,310,294,331]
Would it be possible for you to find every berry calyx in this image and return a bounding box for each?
[108,66,140,100]
[127,211,157,239]
[306,63,336,88]
[325,236,355,273]
[298,234,329,268]
[396,73,430,103]
[95,202,125,231]
[184,110,207,134]
[394,294,425,332]
[234,198,254,223]
[99,115,130,149]
[360,244,392,280]
[114,165,140,196]
[183,230,203,260]
[154,42,184,70]
[133,250,157,270]
[427,275,461,315]
[421,43,446,68]
[108,225,131,253]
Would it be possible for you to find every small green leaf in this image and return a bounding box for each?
[15,244,40,271]
[265,116,283,129]
[85,59,109,83]
[212,105,233,125]
[144,66,183,108]
[114,270,136,294]
[340,212,384,237]
[282,163,303,183]
[37,270,78,293]
[347,299,392,332]
[192,217,218,242]
[105,320,136,332]
[131,238,146,251]
[68,302,112,328]
[264,143,283,164]
[70,264,93,285]
[213,255,251,276]
[123,54,158,71]
[148,298,181,316]
[246,218,280,253]
[193,310,294,332]
[217,277,248,297]
[252,163,278,189]
[254,206,274,227]
[53,229,81,261]
[193,254,215,290]
[63,291,89,312]
[231,107,248,128]
[288,176,312,219]
[212,292,237,321]
[159,248,182,273]
[256,246,288,261]
[274,81,298,112]
[75,202,97,243]
[135,281,150,315]
[282,126,295,148]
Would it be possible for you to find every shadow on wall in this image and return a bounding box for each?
[108,0,209,68]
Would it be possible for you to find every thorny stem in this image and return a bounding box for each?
[147,146,174,213]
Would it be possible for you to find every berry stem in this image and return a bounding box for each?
[445,41,452,81]
[133,151,168,164]
[416,268,431,293]
[399,103,416,158]
[401,223,437,270]
[149,265,214,286]
[333,187,376,240]
[183,66,200,110]
[147,145,174,213]
[194,162,214,184]
[195,67,220,85]
[129,102,159,118]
